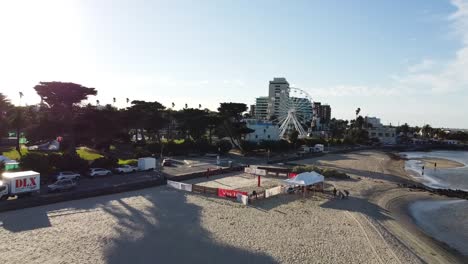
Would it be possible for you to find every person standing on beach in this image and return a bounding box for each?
[422,165,425,175]
[333,187,337,197]
[434,162,437,169]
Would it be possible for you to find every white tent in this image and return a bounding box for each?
[284,171,324,186]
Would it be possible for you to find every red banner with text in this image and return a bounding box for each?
[218,188,248,198]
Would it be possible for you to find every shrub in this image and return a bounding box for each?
[321,168,349,179]
[134,148,152,159]
[20,152,51,175]
[292,165,321,174]
[291,165,349,179]
[90,156,118,169]
[55,154,89,173]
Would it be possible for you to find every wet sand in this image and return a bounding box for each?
[417,158,464,169]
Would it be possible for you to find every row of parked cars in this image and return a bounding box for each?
[46,157,168,193]
[47,164,146,193]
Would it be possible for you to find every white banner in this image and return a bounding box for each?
[236,193,249,205]
[265,186,283,198]
[167,180,192,192]
[180,182,192,192]
[244,167,267,176]
[167,180,182,190]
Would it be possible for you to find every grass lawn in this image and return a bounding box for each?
[76,147,103,161]
[1,147,28,160]
[118,159,137,165]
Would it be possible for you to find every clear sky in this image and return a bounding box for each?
[1,0,467,128]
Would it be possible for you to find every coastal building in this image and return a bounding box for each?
[312,102,332,131]
[365,117,397,144]
[249,104,256,117]
[254,97,269,119]
[267,78,290,119]
[244,119,280,142]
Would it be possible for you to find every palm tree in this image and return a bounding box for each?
[0,93,12,137]
[422,124,433,138]
[355,107,361,118]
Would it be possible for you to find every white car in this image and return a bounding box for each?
[115,165,138,174]
[89,168,112,177]
[55,171,81,181]
[48,179,77,192]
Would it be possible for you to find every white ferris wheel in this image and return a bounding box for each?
[272,87,314,138]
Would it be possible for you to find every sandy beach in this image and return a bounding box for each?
[0,150,466,263]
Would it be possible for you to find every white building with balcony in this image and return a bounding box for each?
[365,116,397,144]
[244,119,280,142]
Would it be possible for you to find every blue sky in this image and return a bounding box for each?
[1,0,467,128]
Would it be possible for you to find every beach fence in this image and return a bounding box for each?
[167,180,249,205]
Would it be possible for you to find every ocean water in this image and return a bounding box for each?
[410,199,468,256]
[403,151,468,256]
[401,151,468,191]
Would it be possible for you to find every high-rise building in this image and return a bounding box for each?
[254,96,269,119]
[311,102,332,130]
[321,104,331,123]
[249,104,256,117]
[267,78,290,119]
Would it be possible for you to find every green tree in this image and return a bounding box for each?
[289,130,299,148]
[175,108,210,141]
[34,82,97,155]
[126,100,167,143]
[0,93,12,137]
[75,104,125,151]
[217,102,253,151]
[421,124,433,138]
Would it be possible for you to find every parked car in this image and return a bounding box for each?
[47,179,77,193]
[89,168,112,177]
[55,171,81,181]
[162,158,173,167]
[115,165,138,174]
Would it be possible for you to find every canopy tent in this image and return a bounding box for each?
[284,171,324,186]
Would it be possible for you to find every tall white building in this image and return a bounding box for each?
[267,78,290,119]
[254,96,269,119]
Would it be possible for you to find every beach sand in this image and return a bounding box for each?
[0,150,466,263]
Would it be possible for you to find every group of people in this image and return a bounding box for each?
[332,187,349,199]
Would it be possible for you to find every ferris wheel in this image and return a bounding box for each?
[272,87,314,138]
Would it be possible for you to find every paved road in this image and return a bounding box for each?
[41,170,161,195]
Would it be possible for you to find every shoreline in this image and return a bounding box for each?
[375,153,468,262]
[377,189,467,263]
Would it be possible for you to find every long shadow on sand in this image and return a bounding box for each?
[319,164,414,185]
[102,188,277,264]
[320,196,393,221]
[0,187,277,264]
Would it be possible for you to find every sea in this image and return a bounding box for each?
[402,151,468,256]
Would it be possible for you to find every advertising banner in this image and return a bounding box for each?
[218,188,247,198]
[265,186,283,198]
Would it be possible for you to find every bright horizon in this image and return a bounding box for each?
[1,0,468,128]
